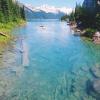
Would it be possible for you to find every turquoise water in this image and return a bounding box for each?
[0,20,100,100]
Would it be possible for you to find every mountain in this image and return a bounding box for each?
[25,4,72,19]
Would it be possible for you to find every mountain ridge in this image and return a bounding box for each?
[25,4,72,19]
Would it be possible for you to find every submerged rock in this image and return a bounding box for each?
[81,66,89,72]
[92,79,100,94]
[90,66,100,78]
[86,79,100,99]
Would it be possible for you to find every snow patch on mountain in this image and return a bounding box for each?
[25,4,73,14]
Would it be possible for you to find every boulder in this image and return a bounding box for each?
[81,66,89,72]
[92,79,100,94]
[90,66,100,78]
[86,79,100,99]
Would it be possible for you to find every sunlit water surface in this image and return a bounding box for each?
[0,19,100,100]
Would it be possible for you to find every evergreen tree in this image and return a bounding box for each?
[20,6,26,20]
[96,13,100,31]
[0,0,26,23]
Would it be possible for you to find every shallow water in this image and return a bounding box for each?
[0,19,100,100]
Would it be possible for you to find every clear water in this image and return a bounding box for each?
[0,20,100,100]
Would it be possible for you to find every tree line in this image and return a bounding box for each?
[61,0,100,37]
[74,1,100,31]
[0,0,25,23]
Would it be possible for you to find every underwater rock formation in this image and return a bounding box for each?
[90,66,100,78]
[88,65,100,99]
[92,79,100,94]
[87,79,100,100]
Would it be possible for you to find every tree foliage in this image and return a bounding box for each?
[74,0,100,30]
[69,11,75,21]
[74,4,96,28]
[96,13,100,31]
[0,0,25,23]
[61,15,68,21]
[95,0,100,31]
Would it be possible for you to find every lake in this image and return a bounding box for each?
[0,19,100,100]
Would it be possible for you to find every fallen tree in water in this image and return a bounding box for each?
[0,32,7,37]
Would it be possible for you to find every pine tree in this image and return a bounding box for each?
[96,13,100,31]
[0,0,25,23]
[20,6,26,20]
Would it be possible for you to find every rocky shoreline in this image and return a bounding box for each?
[68,22,100,44]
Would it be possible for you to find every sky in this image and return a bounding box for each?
[18,0,84,8]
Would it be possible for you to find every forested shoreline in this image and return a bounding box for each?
[61,0,100,40]
[0,0,26,43]
[0,0,25,23]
